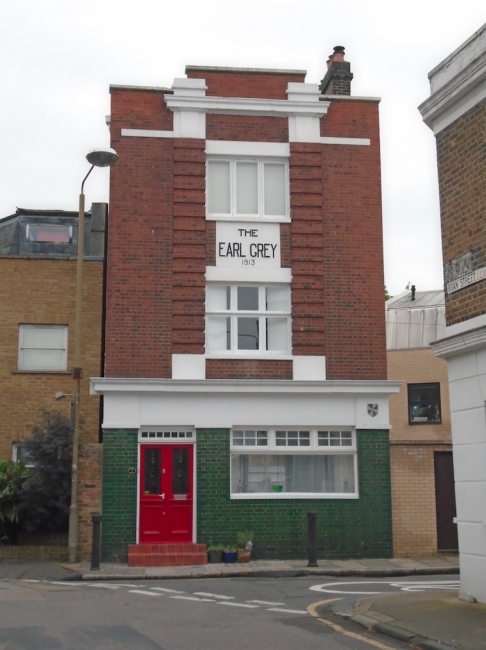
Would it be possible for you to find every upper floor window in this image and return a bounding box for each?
[206,284,290,355]
[26,224,72,243]
[207,159,289,220]
[18,325,68,371]
[408,383,441,424]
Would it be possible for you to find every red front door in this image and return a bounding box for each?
[139,444,193,544]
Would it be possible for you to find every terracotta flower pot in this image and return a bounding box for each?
[237,549,251,563]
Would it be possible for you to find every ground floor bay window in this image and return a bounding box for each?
[230,428,357,498]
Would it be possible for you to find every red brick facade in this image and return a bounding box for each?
[106,67,386,381]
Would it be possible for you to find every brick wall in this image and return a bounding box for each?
[0,257,103,451]
[387,348,451,443]
[387,348,452,555]
[0,256,104,560]
[390,443,450,556]
[108,80,386,381]
[319,102,386,379]
[186,67,306,99]
[436,98,486,325]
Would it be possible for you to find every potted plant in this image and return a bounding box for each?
[222,547,238,563]
[207,545,224,563]
[236,531,253,563]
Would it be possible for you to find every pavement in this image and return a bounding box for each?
[1,554,484,650]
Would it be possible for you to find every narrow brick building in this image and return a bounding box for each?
[386,289,456,557]
[0,206,106,559]
[419,24,486,603]
[92,48,401,564]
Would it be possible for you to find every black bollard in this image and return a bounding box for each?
[307,511,318,567]
[90,512,102,571]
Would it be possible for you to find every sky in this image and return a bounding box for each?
[1,1,485,296]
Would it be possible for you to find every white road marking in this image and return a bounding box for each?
[194,591,234,600]
[171,595,203,602]
[49,581,83,587]
[217,602,259,608]
[247,599,285,606]
[267,607,308,614]
[310,579,461,595]
[86,584,120,589]
[19,579,41,583]
[150,587,185,594]
[129,589,161,596]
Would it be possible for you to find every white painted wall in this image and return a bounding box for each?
[435,338,486,603]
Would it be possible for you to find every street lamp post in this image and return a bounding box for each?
[69,148,118,563]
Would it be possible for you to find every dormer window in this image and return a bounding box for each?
[26,224,72,243]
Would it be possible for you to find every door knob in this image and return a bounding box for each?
[159,493,165,499]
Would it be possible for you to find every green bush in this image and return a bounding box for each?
[0,460,30,544]
[19,410,73,533]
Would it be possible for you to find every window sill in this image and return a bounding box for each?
[206,354,292,360]
[409,421,443,425]
[206,215,291,224]
[230,492,359,500]
[12,370,71,375]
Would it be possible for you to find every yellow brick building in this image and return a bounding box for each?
[0,206,106,559]
[387,289,457,556]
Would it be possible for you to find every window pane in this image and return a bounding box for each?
[208,161,230,214]
[266,286,288,312]
[267,318,288,352]
[22,326,65,348]
[207,285,230,311]
[232,430,268,447]
[21,349,65,370]
[232,453,355,494]
[408,383,441,423]
[143,448,161,495]
[27,225,71,243]
[172,448,189,494]
[236,162,258,214]
[264,163,286,216]
[238,317,259,350]
[237,286,258,311]
[207,316,230,351]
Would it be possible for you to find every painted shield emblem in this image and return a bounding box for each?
[367,404,378,417]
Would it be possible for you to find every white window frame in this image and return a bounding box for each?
[206,157,290,222]
[205,283,291,357]
[12,442,35,467]
[26,224,73,243]
[138,428,196,443]
[230,428,358,499]
[18,325,68,371]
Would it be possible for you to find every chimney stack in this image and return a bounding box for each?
[411,285,416,301]
[319,46,353,96]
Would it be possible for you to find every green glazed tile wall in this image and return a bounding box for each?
[101,429,138,562]
[197,429,392,560]
[102,428,392,561]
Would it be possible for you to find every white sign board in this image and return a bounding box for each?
[446,266,486,294]
[216,222,280,268]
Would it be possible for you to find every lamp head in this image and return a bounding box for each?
[55,392,66,400]
[86,148,119,168]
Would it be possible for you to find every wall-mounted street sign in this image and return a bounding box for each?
[216,222,280,268]
[446,266,486,294]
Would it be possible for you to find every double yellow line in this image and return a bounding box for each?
[307,599,399,650]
